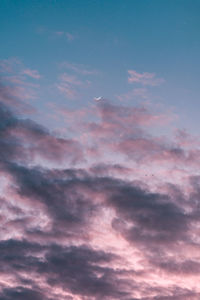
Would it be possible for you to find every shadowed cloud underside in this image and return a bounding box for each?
[1,1,200,299]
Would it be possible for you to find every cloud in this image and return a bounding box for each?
[56,76,80,99]
[128,69,165,86]
[22,69,41,79]
[54,31,75,41]
[65,32,75,41]
[61,61,98,76]
[117,88,148,101]
[56,72,90,99]
[109,182,189,248]
[0,287,47,300]
[0,104,83,168]
[0,59,40,113]
[55,62,98,99]
[1,76,200,299]
[36,28,76,43]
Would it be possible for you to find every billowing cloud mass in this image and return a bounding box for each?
[1,68,200,300]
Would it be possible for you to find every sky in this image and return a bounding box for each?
[0,0,200,299]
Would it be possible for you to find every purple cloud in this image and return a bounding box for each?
[0,76,200,299]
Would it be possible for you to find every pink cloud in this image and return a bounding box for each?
[56,73,89,99]
[128,69,165,86]
[22,68,41,79]
[0,59,41,113]
[56,74,81,99]
[7,121,84,166]
[0,79,36,114]
[56,82,77,99]
[1,74,200,299]
[59,73,82,86]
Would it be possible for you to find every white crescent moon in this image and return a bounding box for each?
[94,96,103,101]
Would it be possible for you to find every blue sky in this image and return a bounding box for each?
[1,2,200,299]
[1,0,200,130]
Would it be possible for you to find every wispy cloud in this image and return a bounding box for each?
[117,87,148,101]
[56,72,83,99]
[128,69,165,86]
[37,27,76,42]
[61,61,98,75]
[56,62,98,99]
[54,31,75,41]
[0,59,40,113]
[65,32,75,41]
[22,68,41,79]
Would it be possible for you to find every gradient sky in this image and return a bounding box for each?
[1,1,200,299]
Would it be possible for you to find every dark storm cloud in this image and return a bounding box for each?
[9,163,193,251]
[6,164,98,239]
[156,259,200,275]
[0,103,26,163]
[37,245,128,299]
[11,163,194,253]
[0,239,131,299]
[0,287,47,300]
[109,183,189,246]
